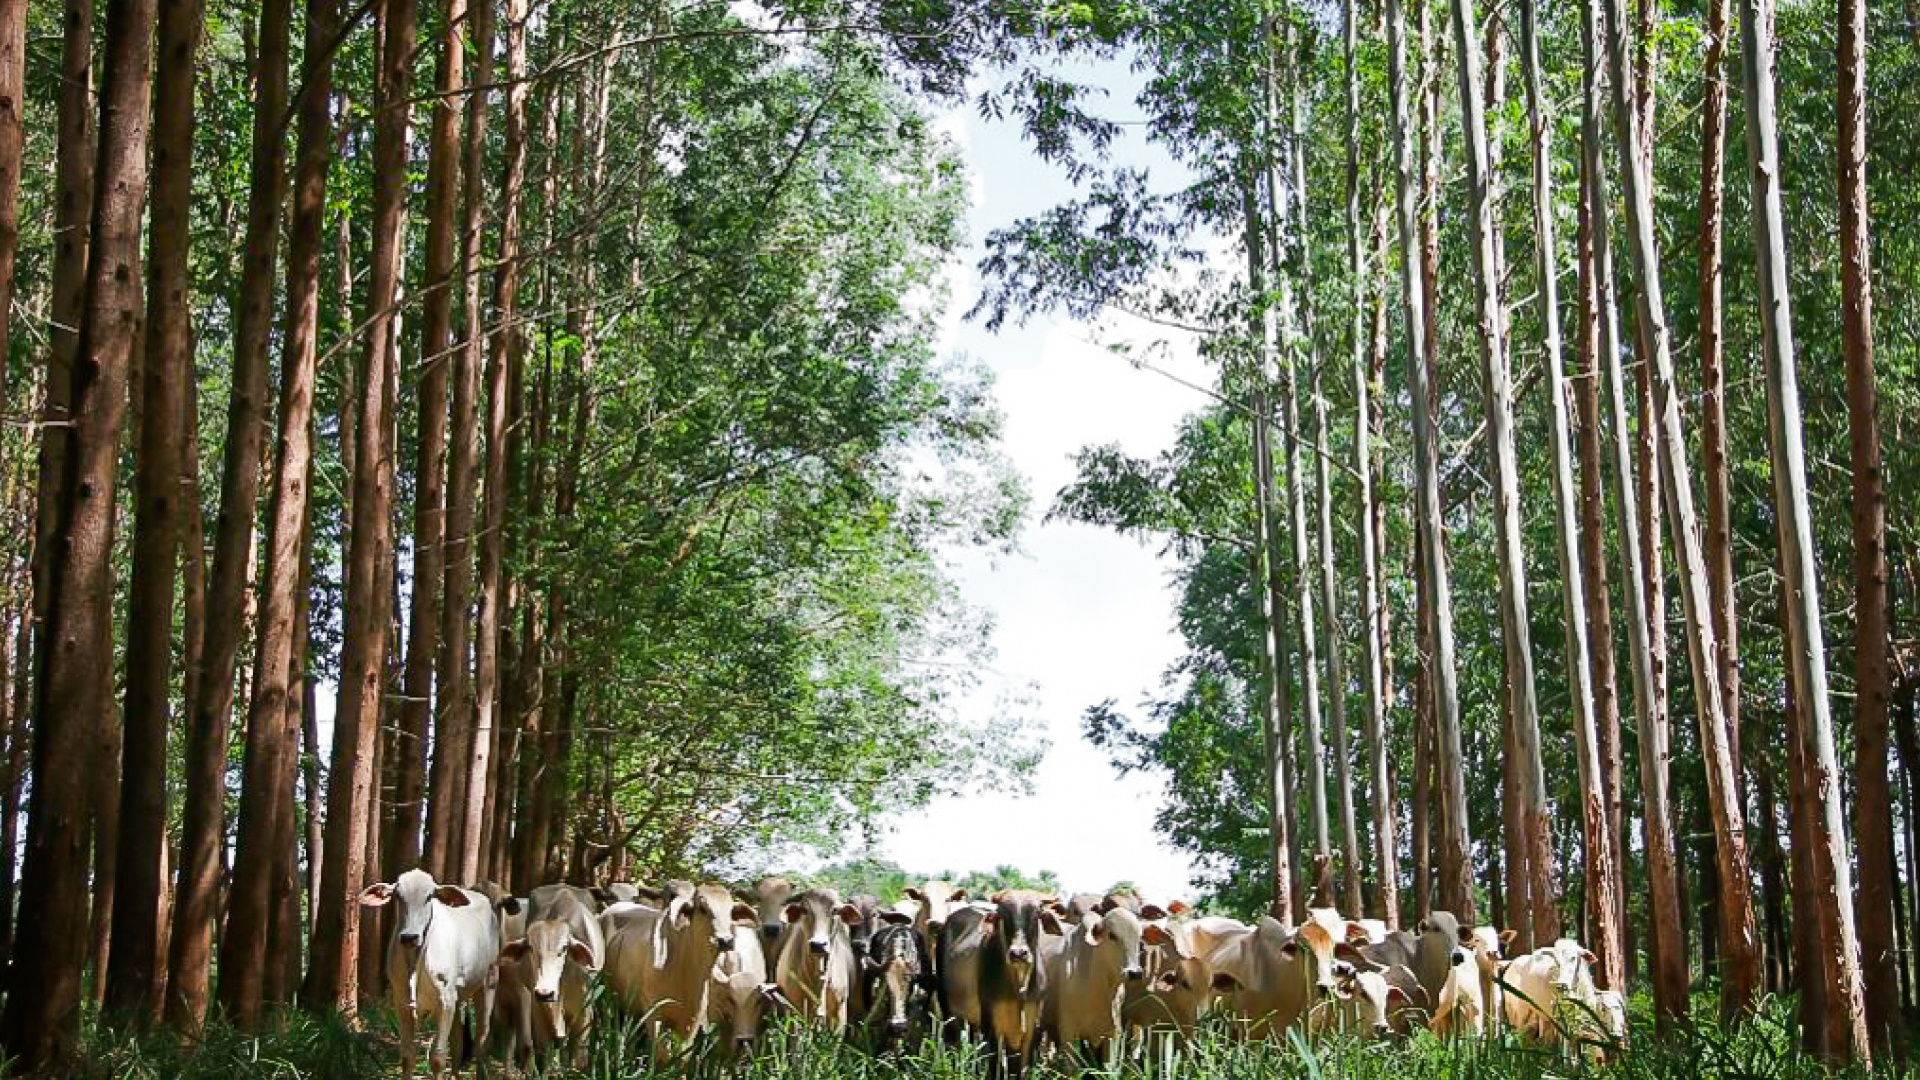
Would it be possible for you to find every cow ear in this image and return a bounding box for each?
[501,939,530,961]
[760,984,790,1011]
[1581,950,1598,966]
[880,911,913,927]
[1416,919,1431,935]
[1037,909,1063,936]
[496,896,522,916]
[951,888,968,901]
[1156,971,1179,991]
[1457,925,1474,946]
[1094,897,1116,915]
[836,904,864,926]
[432,886,471,908]
[982,911,999,929]
[358,883,395,907]
[589,887,615,907]
[1387,984,1410,1004]
[904,887,926,902]
[784,903,805,924]
[567,941,595,966]
[1167,901,1191,916]
[1500,929,1518,947]
[1143,923,1173,947]
[731,902,758,925]
[1210,972,1239,992]
[1345,922,1370,945]
[1139,904,1168,921]
[1279,940,1300,958]
[1084,920,1107,945]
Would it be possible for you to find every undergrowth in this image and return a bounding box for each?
[54,993,1909,1079]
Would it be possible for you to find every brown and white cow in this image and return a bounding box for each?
[939,890,1056,1074]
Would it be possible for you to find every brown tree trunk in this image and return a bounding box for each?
[215,0,334,1029]
[1580,0,1688,1022]
[392,0,466,882]
[301,0,411,1014]
[1838,0,1897,1054]
[1601,0,1760,1015]
[1740,0,1869,1057]
[104,0,200,1022]
[1395,0,1472,925]
[0,0,23,418]
[1,0,152,1055]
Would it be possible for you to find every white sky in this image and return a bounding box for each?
[872,66,1211,904]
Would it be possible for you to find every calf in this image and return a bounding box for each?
[773,888,864,1032]
[1122,907,1214,1037]
[1501,938,1599,1043]
[1337,966,1411,1038]
[710,917,786,1055]
[1042,902,1165,1055]
[1208,908,1366,1038]
[939,890,1054,1074]
[360,869,501,1079]
[862,915,932,1050]
[532,885,607,972]
[495,917,594,1067]
[604,883,757,1055]
[1356,929,1427,1033]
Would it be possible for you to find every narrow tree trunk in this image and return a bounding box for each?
[1517,0,1620,987]
[1,0,152,1055]
[1391,0,1473,924]
[1600,0,1761,1014]
[301,0,412,1012]
[392,0,466,881]
[215,0,333,1028]
[1581,0,1688,1021]
[1346,0,1397,928]
[465,0,524,885]
[1238,162,1295,924]
[1740,0,1868,1057]
[104,0,199,1021]
[0,0,24,419]
[1838,0,1896,1054]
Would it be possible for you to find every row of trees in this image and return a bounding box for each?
[983,0,1918,1067]
[0,0,1047,1070]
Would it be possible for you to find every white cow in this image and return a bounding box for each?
[360,869,501,1078]
[1501,938,1600,1043]
[1041,902,1167,1055]
[495,917,594,1068]
[604,884,756,1058]
[773,888,865,1033]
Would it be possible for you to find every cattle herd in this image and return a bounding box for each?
[357,869,1631,1077]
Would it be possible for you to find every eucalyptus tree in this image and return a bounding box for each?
[1738,0,1868,1057]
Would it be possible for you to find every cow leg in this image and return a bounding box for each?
[397,998,419,1078]
[429,987,458,1079]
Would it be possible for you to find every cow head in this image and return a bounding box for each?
[984,891,1050,990]
[1339,967,1411,1038]
[360,868,469,951]
[904,881,966,938]
[752,876,794,942]
[865,922,926,1034]
[1083,905,1152,983]
[845,894,882,958]
[783,889,861,972]
[672,883,752,954]
[710,964,788,1052]
[1293,907,1368,1003]
[1431,944,1486,1036]
[501,919,592,1038]
[1541,938,1599,996]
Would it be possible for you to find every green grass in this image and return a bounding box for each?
[59,994,1909,1079]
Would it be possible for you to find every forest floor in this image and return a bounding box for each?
[58,994,1897,1080]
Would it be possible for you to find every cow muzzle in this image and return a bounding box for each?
[399,932,421,948]
[1007,946,1031,963]
[888,1018,909,1033]
[1124,967,1144,982]
[809,939,829,955]
[534,988,559,1004]
[714,936,735,952]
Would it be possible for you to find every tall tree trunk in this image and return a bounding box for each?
[1239,162,1295,924]
[217,0,334,1028]
[1261,17,1327,888]
[301,0,412,1013]
[1391,0,1472,924]
[0,0,23,420]
[105,0,200,1022]
[1739,0,1868,1057]
[466,0,524,884]
[392,0,466,881]
[1600,0,1760,1014]
[0,0,152,1056]
[1838,0,1896,1054]
[1574,80,1629,980]
[1581,0,1688,1021]
[427,0,492,879]
[1518,0,1619,987]
[1346,0,1397,928]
